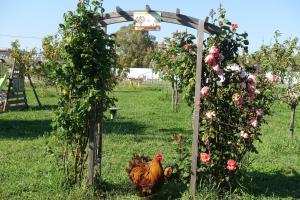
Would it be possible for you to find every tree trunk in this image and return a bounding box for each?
[174,79,179,112]
[290,104,297,137]
[171,81,175,112]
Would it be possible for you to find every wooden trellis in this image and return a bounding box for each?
[89,5,221,198]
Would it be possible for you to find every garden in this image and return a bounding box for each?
[0,0,300,199]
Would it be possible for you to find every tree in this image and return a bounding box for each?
[40,35,62,92]
[149,31,197,112]
[250,31,299,82]
[114,24,156,69]
[10,40,36,76]
[247,32,300,137]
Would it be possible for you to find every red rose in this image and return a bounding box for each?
[200,152,210,164]
[231,24,238,29]
[227,159,238,171]
[183,44,189,50]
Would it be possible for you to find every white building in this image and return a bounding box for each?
[127,68,160,80]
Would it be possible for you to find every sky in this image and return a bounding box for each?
[1,0,300,52]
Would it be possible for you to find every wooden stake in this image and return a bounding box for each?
[27,74,42,108]
[190,19,204,198]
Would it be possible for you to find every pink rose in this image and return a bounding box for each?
[209,46,219,56]
[248,92,256,101]
[233,93,244,105]
[200,86,209,96]
[196,100,202,108]
[206,111,216,119]
[227,159,238,171]
[270,74,279,83]
[200,152,210,164]
[231,24,238,29]
[248,74,256,83]
[240,82,247,89]
[248,81,255,91]
[204,140,210,147]
[205,54,216,66]
[212,65,223,75]
[256,109,264,117]
[249,118,258,127]
[240,131,251,140]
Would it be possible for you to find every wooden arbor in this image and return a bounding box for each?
[90,5,221,197]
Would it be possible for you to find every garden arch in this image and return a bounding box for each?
[93,5,221,197]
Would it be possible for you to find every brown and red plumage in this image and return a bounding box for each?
[127,152,176,197]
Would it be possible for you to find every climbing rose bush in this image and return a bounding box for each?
[150,7,276,193]
[195,8,275,192]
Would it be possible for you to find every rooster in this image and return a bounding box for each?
[126,152,177,197]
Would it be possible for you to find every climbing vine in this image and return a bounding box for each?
[52,0,118,185]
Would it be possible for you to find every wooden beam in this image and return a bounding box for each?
[27,74,42,108]
[205,16,209,23]
[99,10,221,34]
[116,6,122,13]
[176,8,180,16]
[190,19,205,198]
[145,5,151,12]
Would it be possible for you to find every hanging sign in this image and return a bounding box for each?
[133,12,161,31]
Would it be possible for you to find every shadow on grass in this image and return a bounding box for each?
[150,181,187,200]
[95,179,187,199]
[158,127,191,136]
[29,104,57,111]
[0,119,52,139]
[94,179,132,198]
[113,90,141,93]
[104,120,146,135]
[246,170,300,198]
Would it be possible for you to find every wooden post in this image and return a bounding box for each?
[87,106,96,186]
[3,60,16,111]
[94,25,107,179]
[27,74,42,108]
[95,115,103,176]
[190,19,204,198]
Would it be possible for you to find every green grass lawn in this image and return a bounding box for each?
[0,81,299,199]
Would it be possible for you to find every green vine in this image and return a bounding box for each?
[52,0,118,186]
